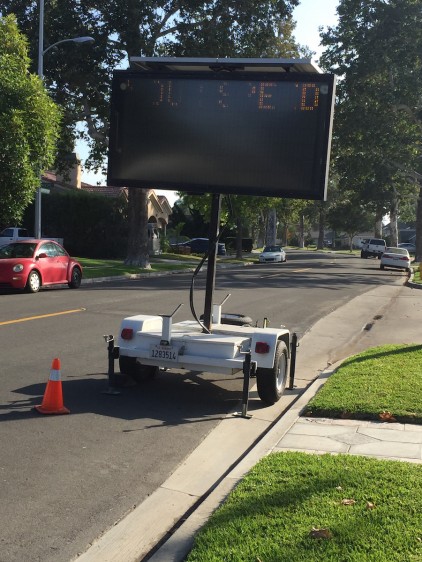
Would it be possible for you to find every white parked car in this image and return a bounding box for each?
[259,245,287,263]
[380,247,411,272]
[361,238,386,259]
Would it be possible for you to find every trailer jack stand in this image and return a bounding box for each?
[288,332,299,390]
[234,352,255,419]
[102,335,121,395]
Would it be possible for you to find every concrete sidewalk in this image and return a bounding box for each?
[76,280,422,562]
[277,416,422,462]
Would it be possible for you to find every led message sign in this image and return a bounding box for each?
[107,69,335,200]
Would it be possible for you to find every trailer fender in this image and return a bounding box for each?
[250,330,290,370]
[118,315,163,350]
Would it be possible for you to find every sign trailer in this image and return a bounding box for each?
[106,58,336,415]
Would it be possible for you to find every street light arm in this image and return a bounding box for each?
[42,36,95,56]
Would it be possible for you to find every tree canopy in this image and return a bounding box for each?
[0,14,60,227]
[0,0,302,172]
[0,0,306,264]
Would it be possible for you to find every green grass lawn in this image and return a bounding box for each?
[186,345,422,561]
[77,255,200,278]
[77,254,255,279]
[305,344,422,424]
[412,263,421,284]
[186,452,422,562]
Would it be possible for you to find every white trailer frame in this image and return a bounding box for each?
[114,300,296,413]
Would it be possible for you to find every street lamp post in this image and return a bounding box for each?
[35,0,94,238]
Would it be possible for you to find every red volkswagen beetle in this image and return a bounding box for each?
[0,240,83,293]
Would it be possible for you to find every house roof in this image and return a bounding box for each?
[41,172,172,218]
[80,184,128,199]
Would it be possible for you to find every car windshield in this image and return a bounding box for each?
[385,247,408,255]
[0,243,36,258]
[263,246,281,252]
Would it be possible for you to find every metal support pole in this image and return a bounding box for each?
[102,335,121,395]
[203,193,222,332]
[35,0,45,239]
[288,332,298,390]
[241,352,251,417]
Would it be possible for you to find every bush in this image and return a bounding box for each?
[24,190,129,258]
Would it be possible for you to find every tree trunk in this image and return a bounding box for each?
[299,214,305,248]
[317,204,325,250]
[256,210,266,248]
[282,224,289,246]
[389,194,399,247]
[236,216,243,258]
[374,209,383,238]
[415,184,422,263]
[125,188,151,268]
[266,208,277,246]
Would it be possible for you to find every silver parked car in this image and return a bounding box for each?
[398,242,416,254]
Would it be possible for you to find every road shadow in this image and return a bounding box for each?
[0,367,270,424]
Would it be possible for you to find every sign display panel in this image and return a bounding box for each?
[107,69,335,200]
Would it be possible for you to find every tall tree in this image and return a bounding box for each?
[0,14,60,227]
[320,0,422,254]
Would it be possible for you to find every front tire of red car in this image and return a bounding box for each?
[26,270,41,293]
[69,267,82,289]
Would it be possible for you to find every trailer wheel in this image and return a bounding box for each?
[256,341,288,405]
[119,356,158,382]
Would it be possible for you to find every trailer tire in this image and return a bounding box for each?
[221,313,253,326]
[119,356,158,382]
[256,341,288,405]
[200,313,253,327]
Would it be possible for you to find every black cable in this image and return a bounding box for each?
[189,252,210,333]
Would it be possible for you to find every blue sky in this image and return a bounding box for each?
[292,0,339,59]
[78,0,339,201]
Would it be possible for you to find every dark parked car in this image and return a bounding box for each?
[398,242,416,254]
[0,239,83,293]
[171,238,226,256]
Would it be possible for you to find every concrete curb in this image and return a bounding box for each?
[406,280,422,290]
[406,267,422,290]
[147,363,341,562]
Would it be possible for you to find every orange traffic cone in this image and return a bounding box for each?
[35,358,70,415]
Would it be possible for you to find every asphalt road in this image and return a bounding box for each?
[0,250,406,562]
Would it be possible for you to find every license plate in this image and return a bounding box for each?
[150,344,179,361]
